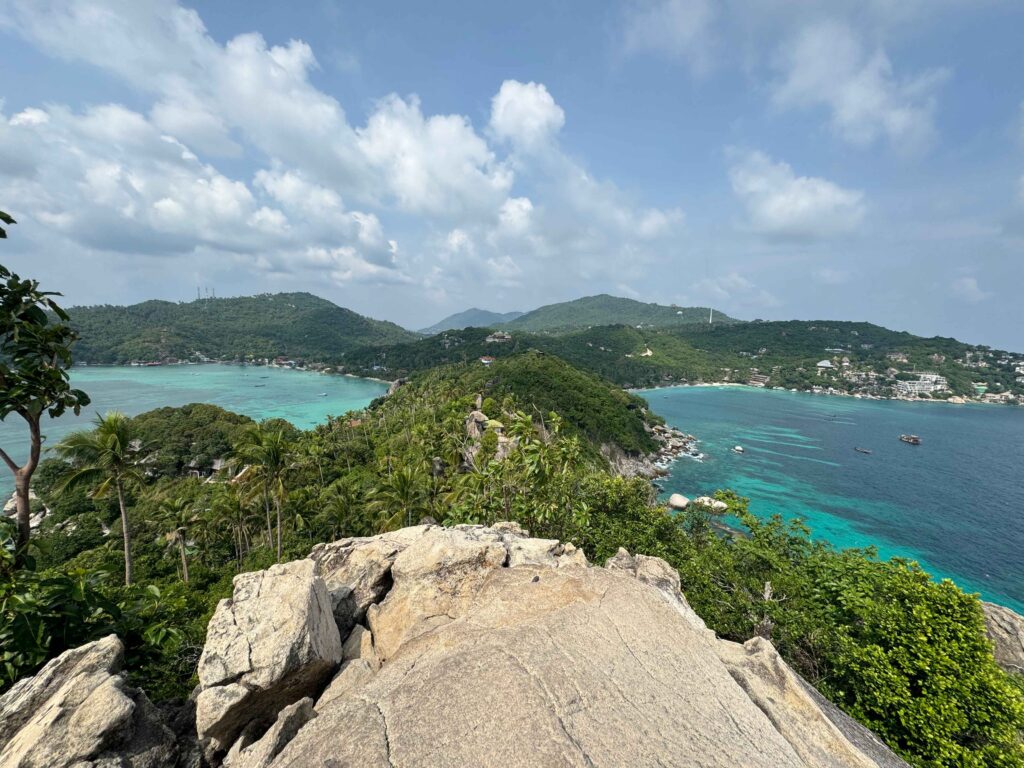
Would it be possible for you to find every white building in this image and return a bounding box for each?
[894,373,948,396]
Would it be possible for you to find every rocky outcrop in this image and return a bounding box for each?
[982,601,1024,674]
[309,524,431,634]
[1,523,911,768]
[195,559,342,759]
[0,635,176,768]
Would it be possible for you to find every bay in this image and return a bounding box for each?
[0,365,388,497]
[640,386,1024,613]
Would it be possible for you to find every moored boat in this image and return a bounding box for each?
[899,434,922,445]
[854,447,872,454]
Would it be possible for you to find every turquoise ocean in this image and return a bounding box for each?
[640,386,1024,613]
[0,365,387,497]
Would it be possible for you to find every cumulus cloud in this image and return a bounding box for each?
[772,21,948,153]
[359,94,511,216]
[489,80,565,149]
[728,150,865,238]
[949,276,990,303]
[0,2,687,316]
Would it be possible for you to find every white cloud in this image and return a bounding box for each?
[728,150,865,238]
[621,0,716,73]
[359,94,511,216]
[489,80,565,149]
[949,276,990,303]
[772,21,948,152]
[0,2,688,314]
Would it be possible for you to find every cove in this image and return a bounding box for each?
[640,385,1024,613]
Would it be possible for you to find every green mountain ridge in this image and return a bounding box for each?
[66,292,417,364]
[418,307,524,335]
[501,294,740,333]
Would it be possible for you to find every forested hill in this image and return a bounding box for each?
[66,292,417,364]
[501,294,740,333]
[343,319,1024,398]
[418,307,523,335]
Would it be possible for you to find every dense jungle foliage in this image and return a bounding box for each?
[2,351,1022,767]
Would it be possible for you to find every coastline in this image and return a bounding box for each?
[75,360,393,387]
[631,380,1019,407]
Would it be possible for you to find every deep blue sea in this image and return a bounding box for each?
[0,365,387,498]
[640,386,1024,612]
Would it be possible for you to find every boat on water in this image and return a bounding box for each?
[318,392,328,397]
[732,445,744,454]
[899,434,922,445]
[854,447,872,454]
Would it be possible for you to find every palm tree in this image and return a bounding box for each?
[208,485,256,567]
[370,463,430,531]
[231,423,292,561]
[54,411,146,585]
[154,496,199,583]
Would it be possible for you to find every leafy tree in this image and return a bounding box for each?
[0,262,90,549]
[0,210,13,239]
[54,412,146,585]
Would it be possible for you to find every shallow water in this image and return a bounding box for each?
[0,364,387,497]
[640,386,1024,612]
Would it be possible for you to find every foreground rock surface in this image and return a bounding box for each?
[983,601,1024,674]
[0,522,912,768]
[0,635,176,768]
[273,524,903,768]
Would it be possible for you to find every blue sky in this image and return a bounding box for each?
[1,1,1022,348]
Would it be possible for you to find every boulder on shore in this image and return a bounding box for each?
[668,492,690,510]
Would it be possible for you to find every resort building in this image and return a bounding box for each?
[485,331,512,343]
[894,373,948,397]
[479,356,496,366]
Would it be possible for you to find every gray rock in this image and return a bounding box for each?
[309,525,433,635]
[266,526,907,768]
[315,659,377,712]
[716,637,884,768]
[0,635,176,768]
[605,547,712,636]
[982,601,1024,674]
[223,697,316,768]
[342,624,379,669]
[195,559,342,758]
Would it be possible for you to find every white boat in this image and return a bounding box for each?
[732,445,744,454]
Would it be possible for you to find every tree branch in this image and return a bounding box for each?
[0,446,20,475]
